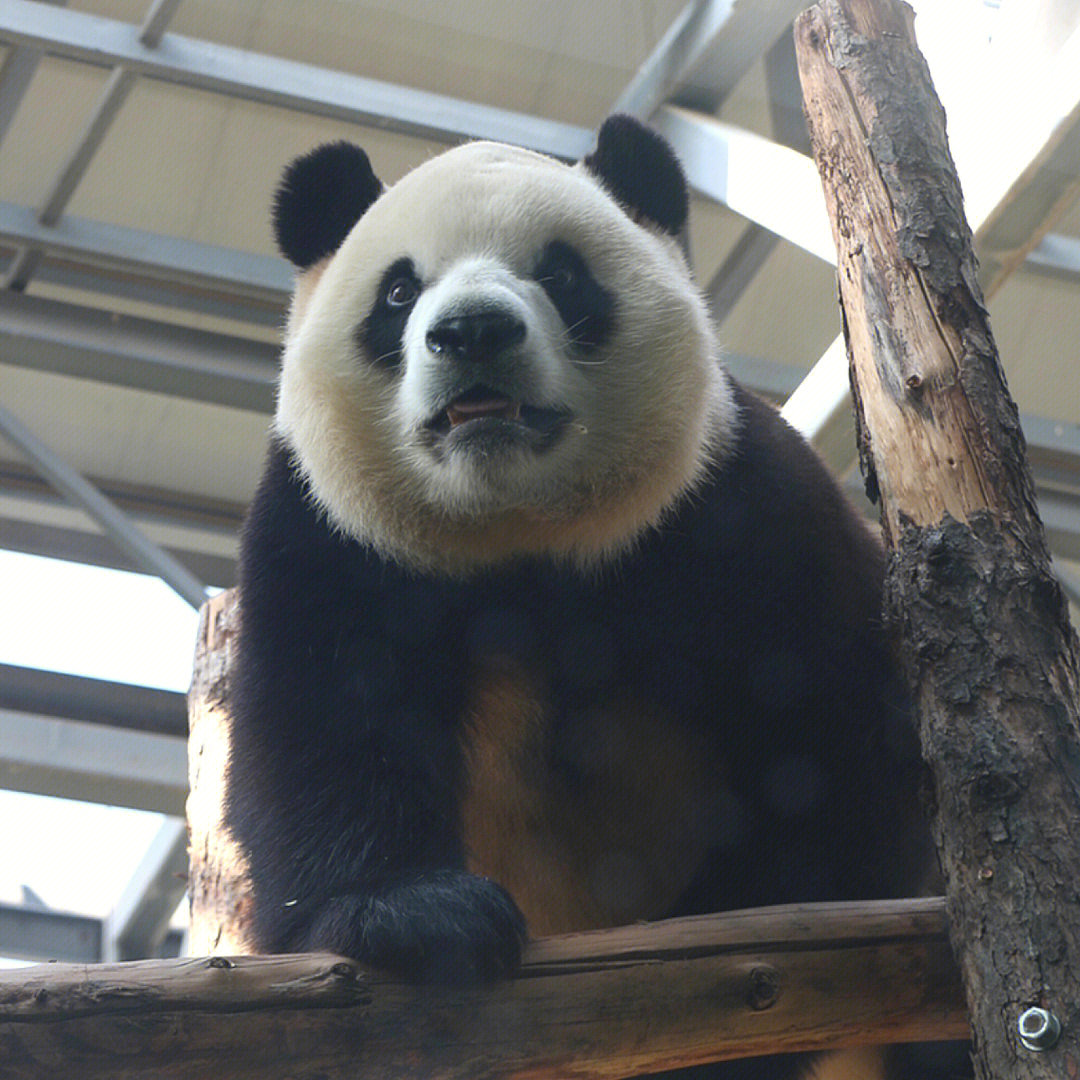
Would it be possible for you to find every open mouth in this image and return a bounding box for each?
[424,385,571,444]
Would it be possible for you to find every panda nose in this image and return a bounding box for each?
[425,311,526,362]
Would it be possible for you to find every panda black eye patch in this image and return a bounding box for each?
[358,257,422,368]
[534,241,614,350]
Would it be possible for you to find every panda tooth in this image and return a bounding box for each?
[445,397,521,427]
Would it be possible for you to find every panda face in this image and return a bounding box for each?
[275,139,735,572]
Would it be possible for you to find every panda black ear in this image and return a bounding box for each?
[583,115,688,236]
[273,142,384,269]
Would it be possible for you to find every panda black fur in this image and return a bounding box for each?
[229,117,969,1080]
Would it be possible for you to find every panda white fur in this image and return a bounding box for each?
[229,117,970,1080]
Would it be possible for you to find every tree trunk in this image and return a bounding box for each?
[794,2,1080,1078]
[187,589,254,955]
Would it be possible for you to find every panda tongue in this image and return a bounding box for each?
[446,396,521,427]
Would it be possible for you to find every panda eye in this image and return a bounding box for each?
[534,240,614,350]
[535,242,588,297]
[545,264,576,291]
[385,277,419,308]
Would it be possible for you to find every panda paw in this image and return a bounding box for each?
[301,871,527,984]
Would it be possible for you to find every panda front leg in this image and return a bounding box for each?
[229,628,528,983]
[228,446,526,984]
[229,654,528,982]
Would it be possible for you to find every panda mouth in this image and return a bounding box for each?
[425,386,570,445]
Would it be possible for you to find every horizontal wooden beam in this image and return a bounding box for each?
[0,897,967,1080]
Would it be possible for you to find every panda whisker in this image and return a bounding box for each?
[370,348,403,366]
[560,315,607,363]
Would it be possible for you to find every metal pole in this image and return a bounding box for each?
[0,403,207,608]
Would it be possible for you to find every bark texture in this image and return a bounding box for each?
[187,588,254,956]
[795,2,1080,1077]
[0,898,965,1079]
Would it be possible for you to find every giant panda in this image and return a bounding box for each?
[228,116,969,1080]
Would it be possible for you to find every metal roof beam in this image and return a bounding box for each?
[0,902,183,963]
[0,290,277,412]
[610,0,736,120]
[670,0,809,114]
[1040,489,1080,564]
[0,0,594,160]
[26,260,284,327]
[0,457,241,582]
[704,225,778,325]
[0,708,187,814]
[609,0,810,119]
[703,32,810,324]
[0,662,187,738]
[5,0,185,290]
[0,200,291,302]
[30,61,138,220]
[0,456,244,531]
[1025,231,1080,280]
[0,43,44,145]
[0,404,208,607]
[653,105,835,263]
[0,901,101,964]
[0,182,1067,329]
[0,0,66,146]
[103,817,188,961]
[0,514,236,586]
[43,0,185,220]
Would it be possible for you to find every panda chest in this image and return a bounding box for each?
[458,659,716,936]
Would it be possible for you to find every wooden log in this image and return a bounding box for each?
[794,2,1080,1078]
[0,897,966,1080]
[187,589,253,955]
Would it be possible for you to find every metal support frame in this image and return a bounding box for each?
[1026,232,1080,281]
[609,0,736,119]
[0,0,65,146]
[102,817,188,961]
[0,3,824,266]
[0,403,208,607]
[0,200,291,303]
[704,223,779,325]
[5,0,186,291]
[3,2,1072,315]
[0,901,101,964]
[0,662,187,738]
[0,901,183,963]
[668,0,809,114]
[0,514,235,587]
[0,289,277,412]
[654,105,835,263]
[0,707,187,814]
[703,30,810,324]
[0,0,594,160]
[1054,560,1080,612]
[26,260,285,327]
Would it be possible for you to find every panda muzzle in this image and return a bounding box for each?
[425,385,571,444]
